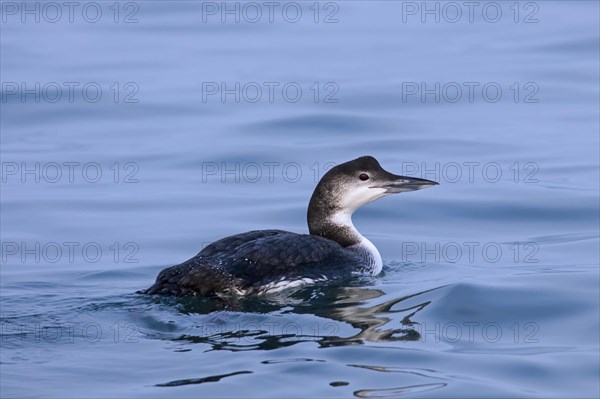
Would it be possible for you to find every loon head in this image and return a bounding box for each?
[308,156,438,247]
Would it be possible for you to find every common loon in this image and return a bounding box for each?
[142,156,437,297]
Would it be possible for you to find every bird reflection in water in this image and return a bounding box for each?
[157,284,442,351]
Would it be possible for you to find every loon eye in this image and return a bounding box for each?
[359,173,369,181]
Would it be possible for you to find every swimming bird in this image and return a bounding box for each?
[142,156,437,296]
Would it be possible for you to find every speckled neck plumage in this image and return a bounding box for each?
[307,177,363,247]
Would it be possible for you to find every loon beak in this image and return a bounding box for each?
[375,175,439,194]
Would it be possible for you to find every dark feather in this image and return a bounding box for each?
[142,230,359,296]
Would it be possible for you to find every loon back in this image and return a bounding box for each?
[142,230,363,296]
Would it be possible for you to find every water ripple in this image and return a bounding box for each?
[155,371,253,387]
[354,383,447,398]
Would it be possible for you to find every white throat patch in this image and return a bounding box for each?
[331,211,383,275]
[340,186,388,214]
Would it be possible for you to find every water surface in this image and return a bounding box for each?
[1,1,599,398]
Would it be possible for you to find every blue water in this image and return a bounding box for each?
[1,1,599,397]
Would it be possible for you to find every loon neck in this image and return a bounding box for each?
[307,192,383,274]
[308,207,383,274]
[309,208,363,247]
[307,187,365,246]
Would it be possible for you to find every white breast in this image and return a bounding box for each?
[331,211,383,275]
[349,237,383,275]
